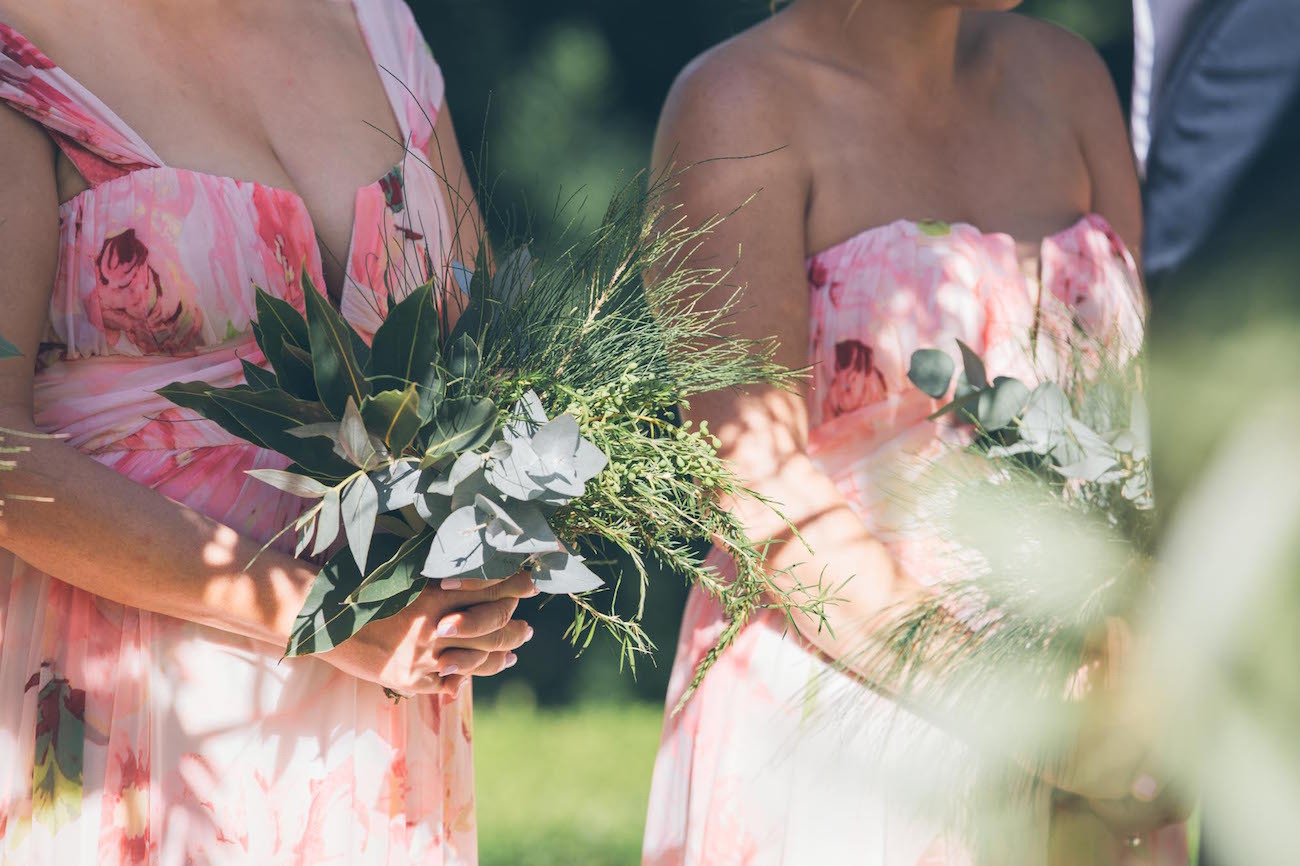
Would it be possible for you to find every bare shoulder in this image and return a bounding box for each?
[977,12,1120,122]
[655,21,808,169]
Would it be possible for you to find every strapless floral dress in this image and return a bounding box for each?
[0,2,476,863]
[643,216,1187,865]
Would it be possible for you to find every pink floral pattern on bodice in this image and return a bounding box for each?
[0,3,477,864]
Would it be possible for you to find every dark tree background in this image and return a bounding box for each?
[412,0,1135,707]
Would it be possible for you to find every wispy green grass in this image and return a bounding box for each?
[474,700,665,866]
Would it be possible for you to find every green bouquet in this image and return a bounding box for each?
[159,176,826,699]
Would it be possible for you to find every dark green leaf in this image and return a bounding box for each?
[253,289,309,363]
[303,274,371,417]
[276,344,319,402]
[361,386,424,454]
[369,283,443,388]
[157,382,266,448]
[956,340,989,390]
[354,529,435,604]
[422,396,497,464]
[209,388,353,477]
[285,536,425,657]
[445,333,481,385]
[907,349,956,399]
[240,359,278,392]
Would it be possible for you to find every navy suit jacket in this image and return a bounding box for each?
[1141,0,1300,308]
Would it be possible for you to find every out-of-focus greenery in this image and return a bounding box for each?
[416,0,1135,707]
[474,697,664,866]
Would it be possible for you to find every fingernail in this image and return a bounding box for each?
[436,620,459,638]
[504,653,518,669]
[442,579,463,590]
[442,664,460,676]
[523,625,535,643]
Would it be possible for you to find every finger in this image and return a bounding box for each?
[434,647,490,677]
[434,597,519,640]
[443,620,534,655]
[448,571,539,604]
[470,651,520,678]
[439,674,469,703]
[437,577,506,592]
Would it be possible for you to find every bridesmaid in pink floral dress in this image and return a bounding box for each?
[0,2,533,863]
[644,1,1187,864]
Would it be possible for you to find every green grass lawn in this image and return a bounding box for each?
[473,700,665,866]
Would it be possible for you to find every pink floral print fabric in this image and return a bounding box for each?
[0,2,476,864]
[644,218,1185,865]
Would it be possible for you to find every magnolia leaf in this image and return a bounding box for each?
[371,460,423,512]
[341,473,379,573]
[303,274,371,417]
[375,514,418,539]
[157,382,265,448]
[246,469,331,499]
[368,282,446,420]
[353,529,434,604]
[314,485,342,556]
[285,536,424,657]
[907,349,956,399]
[976,376,1031,432]
[532,551,604,594]
[956,340,989,390]
[0,333,21,359]
[361,385,423,454]
[337,398,386,470]
[289,422,342,443]
[253,289,309,361]
[240,359,278,392]
[276,343,320,402]
[445,333,481,385]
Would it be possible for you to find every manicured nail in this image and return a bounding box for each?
[436,620,459,638]
[504,653,518,669]
[442,579,463,590]
[523,625,535,643]
[441,664,460,676]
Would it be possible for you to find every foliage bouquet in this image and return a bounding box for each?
[849,338,1160,848]
[158,175,821,695]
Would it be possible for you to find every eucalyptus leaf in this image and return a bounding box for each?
[481,498,562,556]
[246,469,331,499]
[506,391,550,443]
[422,504,488,578]
[425,451,486,496]
[484,439,548,501]
[907,349,956,399]
[371,460,423,512]
[492,247,534,309]
[976,377,1031,432]
[532,550,605,594]
[337,398,386,471]
[415,491,454,528]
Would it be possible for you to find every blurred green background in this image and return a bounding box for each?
[412,3,1137,864]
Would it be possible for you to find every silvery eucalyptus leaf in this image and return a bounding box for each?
[423,504,487,578]
[370,460,422,512]
[532,551,604,594]
[479,497,561,555]
[425,451,486,496]
[485,439,548,501]
[505,390,549,444]
[314,486,342,556]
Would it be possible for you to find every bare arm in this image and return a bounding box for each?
[653,56,917,677]
[0,105,530,694]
